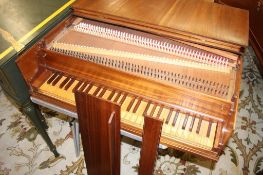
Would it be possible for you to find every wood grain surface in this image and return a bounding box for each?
[75,92,121,175]
[139,116,163,175]
[73,0,249,48]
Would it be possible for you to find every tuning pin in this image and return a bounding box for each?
[153,40,157,49]
[190,50,195,58]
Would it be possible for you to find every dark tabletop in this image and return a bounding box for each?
[0,0,68,53]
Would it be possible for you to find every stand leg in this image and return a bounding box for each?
[74,120,80,155]
[22,100,59,157]
[139,116,163,175]
[69,118,80,157]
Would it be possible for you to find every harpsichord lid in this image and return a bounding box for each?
[72,0,249,52]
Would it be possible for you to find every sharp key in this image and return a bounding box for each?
[102,90,112,99]
[126,97,138,122]
[121,96,132,110]
[126,98,139,121]
[84,83,93,93]
[67,80,79,101]
[176,112,186,137]
[206,122,212,137]
[145,103,155,117]
[119,94,127,105]
[143,102,151,116]
[110,91,119,101]
[78,82,89,92]
[172,111,183,136]
[156,106,163,119]
[196,118,202,134]
[135,101,148,126]
[98,88,107,98]
[116,94,124,103]
[121,96,132,119]
[113,92,121,103]
[88,85,98,95]
[126,97,136,112]
[207,122,217,147]
[159,108,170,133]
[51,73,63,86]
[64,78,75,90]
[182,115,193,140]
[47,72,59,84]
[172,111,179,127]
[59,76,70,89]
[199,120,209,146]
[93,86,102,96]
[149,104,157,117]
[132,98,142,113]
[190,117,200,144]
[165,109,173,124]
[107,90,115,100]
[72,81,83,93]
[189,115,197,132]
[182,113,189,130]
[41,76,66,100]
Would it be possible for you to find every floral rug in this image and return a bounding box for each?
[0,47,263,175]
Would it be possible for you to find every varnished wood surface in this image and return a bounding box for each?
[75,92,120,175]
[72,0,249,49]
[139,116,163,175]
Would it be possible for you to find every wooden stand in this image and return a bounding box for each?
[75,91,164,175]
[139,116,163,175]
[75,91,120,175]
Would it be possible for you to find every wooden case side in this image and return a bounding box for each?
[222,56,243,146]
[16,14,74,87]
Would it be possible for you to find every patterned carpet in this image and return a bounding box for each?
[0,47,263,175]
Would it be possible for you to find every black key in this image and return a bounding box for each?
[98,88,107,97]
[143,102,151,116]
[51,74,63,86]
[126,97,136,112]
[119,94,127,105]
[182,113,189,130]
[196,119,202,134]
[107,90,115,100]
[79,82,89,92]
[132,98,142,113]
[114,92,121,103]
[93,86,102,96]
[156,106,163,119]
[59,77,70,89]
[84,83,93,93]
[47,72,58,84]
[189,116,196,132]
[206,122,212,137]
[72,81,83,93]
[165,109,173,124]
[149,104,157,117]
[172,111,179,127]
[64,78,75,91]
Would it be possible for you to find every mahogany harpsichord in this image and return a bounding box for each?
[16,0,249,161]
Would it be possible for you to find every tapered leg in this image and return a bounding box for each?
[22,100,59,157]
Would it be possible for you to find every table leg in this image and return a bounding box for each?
[22,100,59,157]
